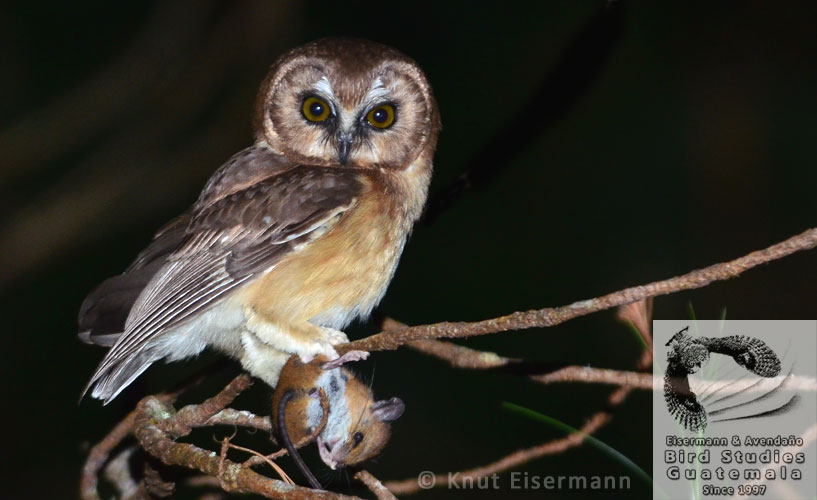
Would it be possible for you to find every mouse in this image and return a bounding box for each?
[271,350,405,485]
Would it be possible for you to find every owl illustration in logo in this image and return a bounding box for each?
[664,327,781,432]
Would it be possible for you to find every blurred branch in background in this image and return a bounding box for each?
[0,0,215,183]
[421,1,623,224]
[0,1,301,288]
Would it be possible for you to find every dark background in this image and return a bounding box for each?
[1,1,816,499]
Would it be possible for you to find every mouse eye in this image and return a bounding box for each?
[352,432,364,448]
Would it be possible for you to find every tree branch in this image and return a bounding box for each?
[158,374,253,437]
[385,412,612,495]
[342,228,817,353]
[530,366,654,388]
[81,410,138,500]
[206,408,272,432]
[355,470,399,500]
[133,395,363,500]
[81,390,181,500]
[83,228,817,498]
[383,300,658,495]
[404,334,816,393]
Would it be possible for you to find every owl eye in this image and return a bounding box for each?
[366,104,395,129]
[352,431,364,448]
[302,96,331,122]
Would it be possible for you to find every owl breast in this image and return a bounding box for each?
[239,171,415,330]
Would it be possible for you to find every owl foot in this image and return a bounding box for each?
[244,309,350,364]
[321,350,370,370]
[324,327,350,345]
[297,327,349,364]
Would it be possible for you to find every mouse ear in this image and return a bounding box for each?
[371,397,405,422]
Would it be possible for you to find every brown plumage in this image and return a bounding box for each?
[79,38,441,403]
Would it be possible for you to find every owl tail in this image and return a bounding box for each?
[80,349,158,404]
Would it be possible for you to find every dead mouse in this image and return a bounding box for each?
[271,350,404,486]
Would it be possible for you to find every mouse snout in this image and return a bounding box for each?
[320,434,341,450]
[317,436,341,469]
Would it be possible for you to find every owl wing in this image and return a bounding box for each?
[82,157,362,403]
[699,335,781,378]
[664,362,707,431]
[77,146,292,342]
[78,214,190,344]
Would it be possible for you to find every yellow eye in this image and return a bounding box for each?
[366,104,395,129]
[302,96,331,122]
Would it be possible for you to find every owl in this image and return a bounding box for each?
[664,328,781,432]
[78,38,441,403]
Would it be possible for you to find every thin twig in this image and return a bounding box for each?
[223,441,295,485]
[408,335,817,393]
[384,299,658,495]
[531,366,654,388]
[407,339,514,369]
[207,408,272,432]
[343,228,817,353]
[535,370,816,393]
[160,374,253,437]
[605,302,656,406]
[393,318,817,395]
[355,470,398,500]
[616,299,654,349]
[400,321,657,390]
[385,412,612,494]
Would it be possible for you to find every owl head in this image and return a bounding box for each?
[254,38,441,170]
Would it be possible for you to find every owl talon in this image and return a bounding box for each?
[321,350,369,370]
[297,341,338,364]
[324,328,349,345]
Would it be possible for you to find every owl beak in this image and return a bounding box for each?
[337,134,353,165]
